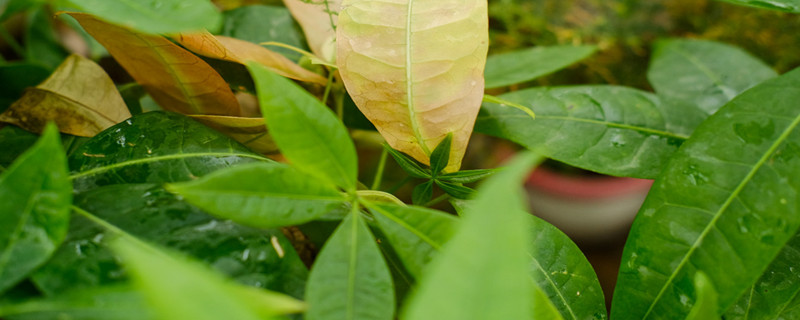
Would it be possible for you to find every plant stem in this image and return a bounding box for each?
[322,71,335,106]
[335,87,345,121]
[424,193,450,207]
[371,147,389,190]
[0,23,25,59]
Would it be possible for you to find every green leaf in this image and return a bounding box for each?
[0,0,45,22]
[0,124,71,294]
[476,86,688,179]
[167,162,348,229]
[68,111,267,193]
[724,231,800,320]
[0,286,153,320]
[32,184,308,299]
[527,215,607,320]
[438,168,497,184]
[221,5,306,61]
[0,63,50,113]
[305,209,395,320]
[110,236,304,320]
[648,39,777,115]
[611,67,800,319]
[411,181,433,206]
[24,7,69,70]
[401,152,541,320]
[533,284,566,320]
[485,45,597,89]
[716,0,800,13]
[62,0,223,34]
[429,133,452,176]
[385,145,431,179]
[434,180,474,199]
[363,202,459,279]
[247,62,358,191]
[0,125,38,169]
[686,272,721,320]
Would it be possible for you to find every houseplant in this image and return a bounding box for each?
[0,0,799,319]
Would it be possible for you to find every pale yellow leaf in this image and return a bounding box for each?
[67,12,241,116]
[337,0,489,172]
[0,54,131,137]
[174,31,327,85]
[189,114,278,154]
[282,0,341,62]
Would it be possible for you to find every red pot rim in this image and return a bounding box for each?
[526,167,653,199]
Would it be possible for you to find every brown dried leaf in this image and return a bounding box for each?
[174,31,327,85]
[189,114,277,154]
[282,0,341,61]
[0,54,131,137]
[67,12,240,116]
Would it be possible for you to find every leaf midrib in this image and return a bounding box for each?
[0,187,39,277]
[529,253,579,320]
[405,0,429,156]
[370,204,444,250]
[641,112,800,319]
[69,152,268,180]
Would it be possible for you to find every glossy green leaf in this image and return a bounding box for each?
[434,180,474,199]
[111,236,303,320]
[611,67,800,320]
[438,168,497,184]
[476,86,686,179]
[527,215,607,320]
[386,145,430,179]
[305,209,395,320]
[429,133,452,176]
[411,181,433,206]
[0,124,71,294]
[167,162,348,229]
[725,231,800,320]
[716,0,800,12]
[247,62,358,191]
[402,152,541,320]
[364,202,459,279]
[686,272,720,320]
[485,45,597,89]
[533,285,566,320]
[68,111,267,193]
[32,184,308,299]
[0,286,153,320]
[648,39,777,115]
[0,63,50,113]
[221,5,306,61]
[62,0,223,34]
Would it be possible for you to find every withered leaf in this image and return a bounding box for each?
[282,0,341,62]
[0,54,131,137]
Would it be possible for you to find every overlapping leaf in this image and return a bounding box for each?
[63,0,223,34]
[68,13,240,116]
[0,55,131,137]
[0,286,153,320]
[174,31,326,85]
[189,115,277,154]
[484,45,597,89]
[611,67,800,319]
[337,0,489,172]
[717,0,800,12]
[221,4,307,61]
[282,0,341,61]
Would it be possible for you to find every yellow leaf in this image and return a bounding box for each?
[67,12,241,116]
[337,0,489,172]
[189,115,278,154]
[0,54,131,137]
[282,0,341,62]
[174,31,327,85]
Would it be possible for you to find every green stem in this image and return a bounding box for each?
[424,193,450,207]
[335,87,345,121]
[322,71,335,106]
[371,147,389,190]
[0,23,25,59]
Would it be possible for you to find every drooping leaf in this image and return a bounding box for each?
[68,12,240,116]
[385,145,430,179]
[0,63,50,113]
[248,62,358,191]
[0,55,131,137]
[23,7,69,70]
[476,86,687,179]
[0,286,153,320]
[686,272,721,320]
[337,0,489,172]
[305,209,395,320]
[484,45,597,89]
[62,0,223,34]
[724,231,800,320]
[282,0,341,61]
[364,202,459,279]
[221,4,307,61]
[429,133,452,176]
[527,215,607,320]
[68,111,267,193]
[611,67,800,319]
[32,184,308,299]
[411,180,433,206]
[716,0,800,13]
[438,168,497,184]
[110,236,304,320]
[648,39,777,115]
[167,162,348,229]
[0,124,71,294]
[174,31,327,85]
[189,114,278,154]
[401,152,541,320]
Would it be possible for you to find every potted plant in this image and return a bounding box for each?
[0,0,798,319]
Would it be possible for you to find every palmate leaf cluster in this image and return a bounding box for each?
[0,0,799,320]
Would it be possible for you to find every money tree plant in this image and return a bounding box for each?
[0,0,799,319]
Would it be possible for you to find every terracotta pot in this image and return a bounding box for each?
[526,166,653,243]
